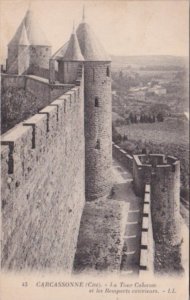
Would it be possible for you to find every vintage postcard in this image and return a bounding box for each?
[0,0,189,299]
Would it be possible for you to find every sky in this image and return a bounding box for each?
[0,0,189,63]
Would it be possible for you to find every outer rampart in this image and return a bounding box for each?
[1,85,85,271]
[151,157,181,246]
[139,184,154,275]
[133,154,181,246]
[112,142,133,172]
[112,144,182,273]
[112,143,154,274]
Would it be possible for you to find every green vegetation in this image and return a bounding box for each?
[112,56,189,202]
[112,119,189,201]
[1,87,39,134]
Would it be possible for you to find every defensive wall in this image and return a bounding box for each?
[1,74,75,132]
[112,142,181,273]
[1,84,85,271]
[112,142,133,173]
[133,154,181,246]
[112,142,154,273]
[139,184,154,275]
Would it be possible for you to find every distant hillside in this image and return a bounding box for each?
[111,55,188,70]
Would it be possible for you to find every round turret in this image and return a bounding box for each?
[7,9,51,76]
[76,14,112,200]
[133,154,181,246]
[17,25,30,75]
[55,24,84,84]
[150,156,181,246]
[7,23,30,74]
[24,10,51,74]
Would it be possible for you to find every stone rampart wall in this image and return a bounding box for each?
[1,85,85,272]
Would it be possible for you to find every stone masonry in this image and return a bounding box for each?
[84,61,112,200]
[1,86,85,271]
[133,154,181,247]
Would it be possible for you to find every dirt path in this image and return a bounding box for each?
[112,159,143,276]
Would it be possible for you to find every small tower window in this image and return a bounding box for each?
[95,97,99,107]
[95,139,100,150]
[93,68,95,82]
[64,99,66,113]
[106,66,110,77]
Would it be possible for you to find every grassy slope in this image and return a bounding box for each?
[116,118,189,145]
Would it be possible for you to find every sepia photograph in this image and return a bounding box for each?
[0,0,189,299]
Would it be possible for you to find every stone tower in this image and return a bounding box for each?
[76,10,112,200]
[7,9,51,75]
[53,25,84,84]
[150,156,181,246]
[133,154,181,246]
[17,25,30,75]
[7,18,30,74]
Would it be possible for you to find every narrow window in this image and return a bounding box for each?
[106,66,110,77]
[95,139,100,150]
[64,99,66,113]
[95,97,99,107]
[92,68,95,82]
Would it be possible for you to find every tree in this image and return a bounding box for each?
[129,112,134,123]
[119,70,123,79]
[134,114,138,123]
[157,112,164,122]
[123,134,128,141]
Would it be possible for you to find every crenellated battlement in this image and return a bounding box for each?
[134,153,179,169]
[133,154,180,197]
[133,153,181,246]
[1,6,184,275]
[1,86,82,177]
[112,143,182,273]
[1,7,114,272]
[1,85,85,271]
[139,184,154,275]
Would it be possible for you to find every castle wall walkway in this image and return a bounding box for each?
[74,156,145,275]
[112,159,142,275]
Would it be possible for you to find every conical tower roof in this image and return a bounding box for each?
[61,26,84,61]
[51,41,69,60]
[52,25,84,61]
[8,20,27,46]
[18,24,30,45]
[76,14,110,61]
[8,10,51,46]
[24,10,50,45]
